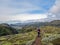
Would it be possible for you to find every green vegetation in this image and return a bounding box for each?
[0,23,37,45]
[0,26,60,45]
[0,23,18,36]
[41,26,60,45]
[0,20,60,45]
[0,31,37,45]
[41,26,60,34]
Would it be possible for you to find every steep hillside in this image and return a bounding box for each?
[50,20,60,26]
[0,23,18,36]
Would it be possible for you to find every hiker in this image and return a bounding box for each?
[37,28,40,37]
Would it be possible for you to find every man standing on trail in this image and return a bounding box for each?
[37,28,40,37]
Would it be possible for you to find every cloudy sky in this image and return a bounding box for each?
[0,0,60,23]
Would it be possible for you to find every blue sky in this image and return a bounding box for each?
[0,0,60,23]
[0,0,55,14]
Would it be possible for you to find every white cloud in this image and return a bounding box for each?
[0,0,56,23]
[13,14,47,21]
[49,5,59,14]
[0,0,48,23]
[0,14,47,22]
[48,0,60,20]
[49,0,60,14]
[0,0,43,15]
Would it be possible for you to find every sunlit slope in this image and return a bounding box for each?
[41,26,60,45]
[0,31,37,45]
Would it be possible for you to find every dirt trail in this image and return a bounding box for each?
[32,37,41,45]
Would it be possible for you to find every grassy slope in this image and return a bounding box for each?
[0,26,60,45]
[0,31,37,45]
[41,26,60,45]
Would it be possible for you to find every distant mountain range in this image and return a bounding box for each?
[0,20,60,36]
[10,20,60,28]
[48,20,60,26]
